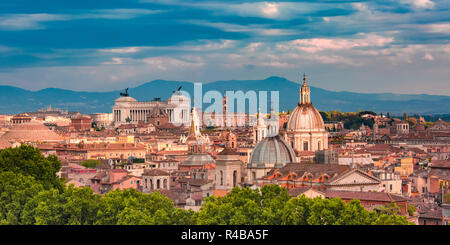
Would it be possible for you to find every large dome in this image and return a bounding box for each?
[1,120,64,142]
[286,103,325,132]
[249,135,296,169]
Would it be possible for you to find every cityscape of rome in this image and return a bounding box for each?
[0,0,449,234]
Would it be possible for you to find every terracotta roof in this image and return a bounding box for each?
[265,163,350,181]
[419,207,443,220]
[143,169,170,176]
[92,171,107,180]
[150,189,186,205]
[218,147,239,155]
[430,160,450,169]
[213,189,229,197]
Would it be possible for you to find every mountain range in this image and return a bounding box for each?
[0,76,449,115]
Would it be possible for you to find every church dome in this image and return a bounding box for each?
[181,153,215,166]
[286,74,325,132]
[286,104,325,132]
[249,135,296,169]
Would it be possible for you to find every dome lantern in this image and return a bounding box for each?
[299,73,311,105]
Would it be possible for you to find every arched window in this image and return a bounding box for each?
[157,179,160,189]
[220,171,224,186]
[233,170,237,187]
[150,179,153,190]
[318,141,321,151]
[163,179,167,189]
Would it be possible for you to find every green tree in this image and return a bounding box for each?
[408,205,416,216]
[81,160,101,169]
[95,189,175,225]
[0,172,45,224]
[171,208,197,225]
[62,186,100,225]
[306,197,346,225]
[197,185,293,225]
[444,193,450,204]
[0,145,63,190]
[281,195,314,225]
[21,188,65,225]
[375,202,401,215]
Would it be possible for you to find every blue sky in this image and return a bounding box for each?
[0,0,449,95]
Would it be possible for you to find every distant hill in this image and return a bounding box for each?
[0,76,449,115]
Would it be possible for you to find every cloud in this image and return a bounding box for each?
[401,0,435,9]
[188,20,298,36]
[100,47,142,54]
[0,45,15,53]
[422,22,450,34]
[0,9,159,31]
[78,8,162,20]
[276,34,394,53]
[0,13,67,30]
[261,2,279,18]
[102,57,126,65]
[423,53,434,60]
[141,56,205,70]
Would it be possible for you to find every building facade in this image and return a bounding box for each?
[112,90,190,127]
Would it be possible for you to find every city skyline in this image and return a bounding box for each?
[0,0,449,95]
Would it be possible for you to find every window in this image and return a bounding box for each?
[303,142,309,151]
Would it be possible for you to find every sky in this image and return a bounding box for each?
[0,0,449,95]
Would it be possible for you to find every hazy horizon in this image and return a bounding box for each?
[1,76,449,97]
